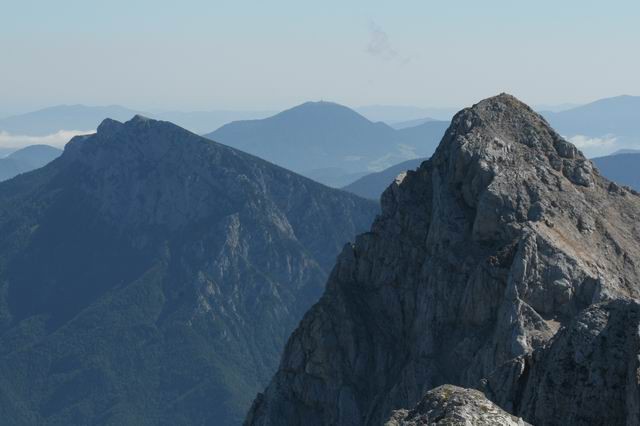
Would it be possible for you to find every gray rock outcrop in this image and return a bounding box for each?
[385,385,530,426]
[245,94,640,425]
[518,300,640,425]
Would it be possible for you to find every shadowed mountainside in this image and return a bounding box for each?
[0,116,378,425]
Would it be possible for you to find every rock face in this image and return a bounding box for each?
[516,300,640,425]
[0,116,378,425]
[245,94,640,425]
[385,385,530,426]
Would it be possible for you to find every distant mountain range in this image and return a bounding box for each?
[356,102,579,123]
[0,116,377,425]
[388,117,436,130]
[355,105,458,122]
[345,122,640,201]
[2,95,639,181]
[343,157,425,199]
[152,109,274,134]
[339,94,640,201]
[0,105,273,136]
[612,148,640,155]
[206,101,449,187]
[0,102,452,188]
[0,145,62,181]
[0,105,141,136]
[592,152,640,191]
[542,95,640,157]
[303,168,370,189]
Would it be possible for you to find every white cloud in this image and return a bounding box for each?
[366,22,399,60]
[0,129,95,149]
[567,134,617,149]
[365,22,412,65]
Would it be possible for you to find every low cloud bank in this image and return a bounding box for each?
[565,134,621,158]
[567,134,617,149]
[0,129,95,149]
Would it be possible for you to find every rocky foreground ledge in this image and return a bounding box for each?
[385,385,530,426]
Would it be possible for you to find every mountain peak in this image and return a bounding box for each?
[0,115,378,425]
[277,100,371,122]
[206,99,442,179]
[128,113,153,124]
[398,94,596,237]
[247,94,640,425]
[299,100,342,108]
[96,117,124,135]
[95,115,162,136]
[449,92,554,144]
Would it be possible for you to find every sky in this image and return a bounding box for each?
[1,0,639,115]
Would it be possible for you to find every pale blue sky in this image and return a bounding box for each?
[1,0,639,113]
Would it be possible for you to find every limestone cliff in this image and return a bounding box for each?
[245,94,640,425]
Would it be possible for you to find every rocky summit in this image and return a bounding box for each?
[0,116,378,425]
[245,94,640,425]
